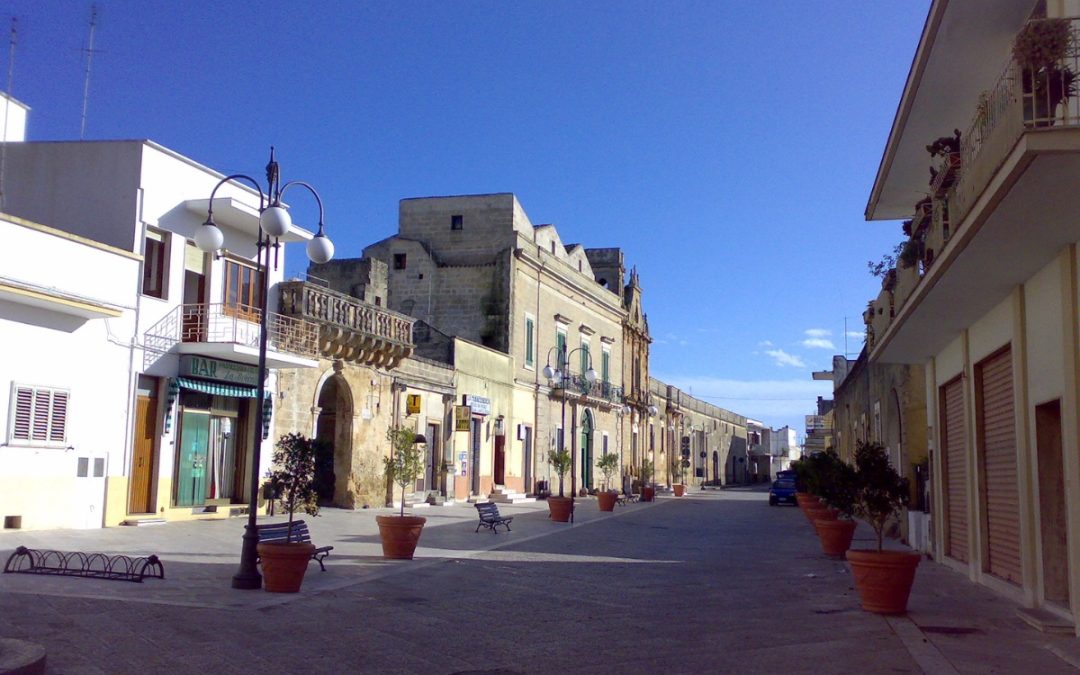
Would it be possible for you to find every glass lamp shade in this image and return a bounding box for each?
[585,368,598,383]
[648,405,658,416]
[307,232,335,264]
[543,364,555,380]
[260,205,292,237]
[194,222,224,253]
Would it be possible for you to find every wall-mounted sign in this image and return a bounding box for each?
[406,394,422,415]
[463,395,491,416]
[179,355,259,387]
[454,406,472,431]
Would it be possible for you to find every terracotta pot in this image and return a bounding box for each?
[642,486,655,502]
[816,518,857,557]
[810,508,839,534]
[257,541,316,593]
[846,549,922,615]
[547,496,573,522]
[673,484,686,497]
[375,515,427,560]
[803,504,831,524]
[597,491,618,512]
[796,493,819,509]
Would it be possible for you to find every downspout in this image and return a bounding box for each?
[533,248,545,494]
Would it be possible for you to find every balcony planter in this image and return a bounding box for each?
[1014,18,1077,127]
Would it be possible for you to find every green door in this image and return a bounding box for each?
[177,411,210,506]
[581,411,593,489]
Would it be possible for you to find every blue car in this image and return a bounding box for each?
[769,478,797,506]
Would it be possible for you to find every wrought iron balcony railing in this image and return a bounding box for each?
[553,374,624,403]
[144,302,319,361]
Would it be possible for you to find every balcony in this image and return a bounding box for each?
[954,17,1080,225]
[144,303,319,369]
[278,280,414,368]
[552,374,624,406]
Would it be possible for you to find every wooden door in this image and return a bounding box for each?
[976,347,1020,584]
[130,394,157,513]
[1036,400,1069,606]
[494,435,506,485]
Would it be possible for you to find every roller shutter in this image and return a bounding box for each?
[942,377,968,563]
[978,348,1020,584]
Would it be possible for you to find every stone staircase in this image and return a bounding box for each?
[485,485,535,504]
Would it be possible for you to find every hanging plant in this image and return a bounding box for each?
[1013,18,1072,72]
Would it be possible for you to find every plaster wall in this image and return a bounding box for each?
[454,339,515,497]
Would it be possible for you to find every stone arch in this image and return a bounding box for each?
[314,364,355,508]
[580,408,595,490]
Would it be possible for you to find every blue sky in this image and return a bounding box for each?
[6,1,929,438]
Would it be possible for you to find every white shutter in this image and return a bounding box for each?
[8,384,70,446]
[12,386,32,440]
[50,391,69,443]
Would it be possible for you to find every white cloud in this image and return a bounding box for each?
[757,339,774,348]
[800,338,836,350]
[653,373,833,432]
[804,328,832,338]
[765,349,806,368]
[846,331,865,340]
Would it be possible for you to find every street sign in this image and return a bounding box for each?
[406,394,421,415]
[454,406,471,431]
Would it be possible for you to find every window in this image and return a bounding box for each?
[602,433,609,456]
[556,329,567,370]
[550,241,556,254]
[224,259,263,319]
[524,316,535,368]
[451,214,463,230]
[580,340,590,376]
[8,384,69,446]
[393,253,407,270]
[601,349,611,383]
[142,228,169,299]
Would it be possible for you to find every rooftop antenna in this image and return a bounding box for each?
[79,4,99,140]
[0,16,17,210]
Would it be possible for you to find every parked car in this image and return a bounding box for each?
[769,478,797,506]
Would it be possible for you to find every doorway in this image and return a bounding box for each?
[523,426,533,495]
[129,375,159,514]
[494,434,506,485]
[181,243,207,342]
[314,373,353,507]
[1036,399,1069,607]
[471,417,482,495]
[581,409,594,489]
[426,422,442,495]
[712,451,719,486]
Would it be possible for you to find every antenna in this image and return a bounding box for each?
[80,4,99,140]
[0,16,16,210]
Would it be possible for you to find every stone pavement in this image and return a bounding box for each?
[1,488,1078,674]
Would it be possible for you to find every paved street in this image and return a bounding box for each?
[2,488,1079,674]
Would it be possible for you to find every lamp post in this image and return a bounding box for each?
[195,148,334,590]
[615,404,630,494]
[646,402,658,492]
[544,345,597,523]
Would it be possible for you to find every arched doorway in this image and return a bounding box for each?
[712,450,719,485]
[580,409,594,490]
[315,371,354,508]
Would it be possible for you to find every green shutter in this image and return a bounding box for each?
[602,351,610,383]
[581,344,589,375]
[525,318,534,366]
[557,331,566,369]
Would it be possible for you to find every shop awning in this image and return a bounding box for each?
[175,377,259,398]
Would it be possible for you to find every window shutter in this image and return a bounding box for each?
[50,391,69,443]
[13,386,32,440]
[32,389,51,441]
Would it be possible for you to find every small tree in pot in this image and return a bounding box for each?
[640,459,656,502]
[814,451,859,557]
[547,447,573,522]
[846,442,921,614]
[596,453,620,512]
[671,457,688,497]
[258,433,320,592]
[375,426,428,559]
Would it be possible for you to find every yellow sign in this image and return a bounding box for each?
[406,394,421,415]
[454,405,472,431]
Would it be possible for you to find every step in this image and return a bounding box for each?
[487,494,536,504]
[120,517,167,527]
[1016,607,1075,635]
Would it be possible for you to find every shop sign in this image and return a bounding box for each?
[463,395,491,416]
[454,405,472,431]
[406,394,422,415]
[180,355,259,387]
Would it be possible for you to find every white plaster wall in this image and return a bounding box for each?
[968,294,1014,365]
[935,333,965,386]
[0,93,28,142]
[0,219,139,530]
[1025,256,1067,406]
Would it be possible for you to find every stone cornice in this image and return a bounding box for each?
[514,246,626,320]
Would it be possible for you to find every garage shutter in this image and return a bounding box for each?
[978,348,1020,584]
[942,377,968,563]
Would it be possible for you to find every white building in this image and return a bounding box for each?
[0,108,319,529]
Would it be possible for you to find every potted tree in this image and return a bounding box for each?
[258,433,320,593]
[375,426,427,559]
[596,453,620,512]
[640,460,656,502]
[846,441,921,614]
[791,457,819,510]
[814,452,859,557]
[547,447,573,522]
[671,457,687,497]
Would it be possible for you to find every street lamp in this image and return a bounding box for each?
[615,404,631,494]
[195,147,334,590]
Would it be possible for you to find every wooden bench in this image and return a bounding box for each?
[255,520,333,571]
[615,490,640,506]
[474,502,513,533]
